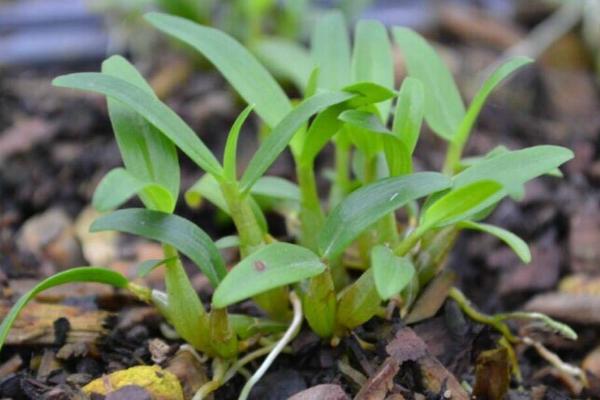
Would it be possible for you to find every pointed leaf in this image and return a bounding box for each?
[53,73,222,176]
[336,269,381,329]
[352,20,394,121]
[91,209,226,287]
[311,10,351,90]
[0,267,128,352]
[212,243,326,308]
[184,174,268,233]
[136,257,177,278]
[223,105,254,181]
[93,168,174,213]
[371,245,415,300]
[319,172,452,259]
[240,90,353,192]
[253,38,313,91]
[250,176,300,203]
[454,56,533,146]
[453,145,574,211]
[393,77,425,154]
[458,221,531,263]
[102,55,180,208]
[146,12,291,128]
[421,180,503,229]
[393,27,465,140]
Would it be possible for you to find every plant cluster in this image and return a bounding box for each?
[0,10,575,399]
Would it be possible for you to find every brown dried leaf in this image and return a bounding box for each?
[472,347,511,400]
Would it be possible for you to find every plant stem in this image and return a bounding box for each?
[238,291,303,400]
[394,226,427,257]
[329,140,352,208]
[192,358,228,400]
[448,287,517,343]
[297,162,325,252]
[220,179,264,257]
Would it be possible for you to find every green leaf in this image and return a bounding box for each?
[161,245,211,353]
[240,90,353,192]
[212,243,326,308]
[299,104,345,164]
[453,145,574,210]
[343,82,396,107]
[91,208,226,287]
[393,27,465,140]
[454,56,533,147]
[352,20,394,121]
[93,168,174,213]
[339,109,388,134]
[215,235,240,250]
[458,221,531,263]
[319,172,452,259]
[311,10,351,90]
[392,77,425,155]
[184,174,268,233]
[53,72,222,177]
[251,176,300,203]
[336,269,381,329]
[228,314,287,340]
[371,245,415,300]
[301,271,336,338]
[102,56,180,208]
[339,110,411,175]
[223,105,254,181]
[146,12,291,128]
[253,38,313,91]
[421,180,503,229]
[136,257,177,278]
[0,267,129,352]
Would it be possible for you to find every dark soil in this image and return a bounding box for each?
[2,3,600,399]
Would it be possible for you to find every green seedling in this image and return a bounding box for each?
[0,11,576,398]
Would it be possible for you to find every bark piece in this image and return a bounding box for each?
[0,302,111,346]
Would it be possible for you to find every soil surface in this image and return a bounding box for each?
[1,3,600,399]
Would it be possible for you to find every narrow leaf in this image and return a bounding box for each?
[458,221,531,263]
[253,38,313,91]
[102,55,180,208]
[421,180,503,229]
[0,267,128,352]
[319,172,452,259]
[184,174,268,233]
[240,91,353,192]
[393,27,465,140]
[371,245,415,300]
[53,73,223,176]
[251,176,300,203]
[91,209,226,287]
[136,257,177,278]
[453,145,574,211]
[392,77,425,154]
[93,168,174,213]
[215,235,240,250]
[229,314,287,340]
[311,10,351,90]
[454,56,533,146]
[223,105,254,181]
[146,12,291,128]
[212,243,326,308]
[352,20,394,121]
[336,269,381,329]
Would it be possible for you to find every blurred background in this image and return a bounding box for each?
[1,0,600,397]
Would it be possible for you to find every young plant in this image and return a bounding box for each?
[0,10,576,398]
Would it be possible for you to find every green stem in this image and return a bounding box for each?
[329,140,351,208]
[442,139,463,175]
[220,179,264,257]
[394,226,427,257]
[297,161,325,252]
